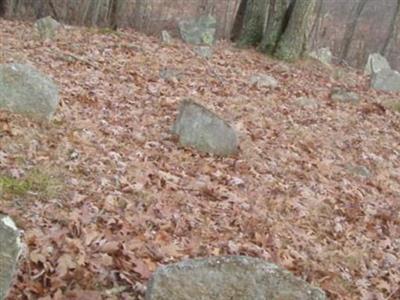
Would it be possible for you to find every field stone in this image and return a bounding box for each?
[171,99,238,156]
[145,256,326,300]
[194,46,213,59]
[34,16,61,40]
[0,63,59,120]
[371,68,400,92]
[161,30,172,44]
[309,48,332,65]
[330,88,360,104]
[0,214,22,300]
[250,74,279,88]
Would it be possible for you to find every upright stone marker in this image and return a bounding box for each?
[0,64,59,120]
[371,69,400,92]
[364,53,391,75]
[0,214,22,300]
[34,16,61,40]
[179,15,217,45]
[145,256,326,300]
[172,99,238,156]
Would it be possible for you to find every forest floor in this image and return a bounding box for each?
[0,19,399,300]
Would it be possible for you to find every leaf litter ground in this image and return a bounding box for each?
[0,20,399,300]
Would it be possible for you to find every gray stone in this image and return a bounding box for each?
[34,16,61,40]
[179,15,217,45]
[330,88,360,104]
[145,256,326,300]
[371,69,400,92]
[250,74,279,88]
[309,48,332,65]
[295,97,319,109]
[194,46,213,59]
[0,64,59,120]
[172,99,238,156]
[348,165,371,178]
[0,214,22,300]
[365,53,391,75]
[161,30,172,44]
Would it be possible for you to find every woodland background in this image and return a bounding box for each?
[1,0,399,70]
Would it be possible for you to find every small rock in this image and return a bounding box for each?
[309,48,332,65]
[295,97,319,109]
[179,15,217,45]
[159,67,182,81]
[0,214,22,300]
[330,88,360,104]
[0,64,59,120]
[34,16,61,40]
[348,165,371,178]
[250,74,278,88]
[171,99,238,156]
[193,46,213,59]
[145,256,326,300]
[161,30,172,44]
[371,68,400,92]
[364,53,391,75]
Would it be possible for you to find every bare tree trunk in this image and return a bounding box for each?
[235,0,269,47]
[382,0,400,56]
[340,0,369,61]
[0,0,6,16]
[275,0,317,61]
[258,0,291,54]
[309,0,324,49]
[108,0,119,29]
[231,0,248,41]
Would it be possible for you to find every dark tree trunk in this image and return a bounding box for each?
[382,0,400,56]
[340,0,369,61]
[309,0,324,49]
[235,0,268,47]
[0,0,6,17]
[275,0,317,61]
[231,0,248,41]
[258,0,291,54]
[108,0,119,30]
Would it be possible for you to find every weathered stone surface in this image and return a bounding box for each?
[0,214,22,300]
[0,64,59,120]
[365,53,391,75]
[295,97,319,109]
[348,165,371,178]
[34,16,61,40]
[371,69,400,92]
[309,48,332,65]
[193,46,213,59]
[172,99,238,156]
[179,15,217,45]
[250,74,279,88]
[330,88,360,104]
[145,256,326,300]
[161,30,172,44]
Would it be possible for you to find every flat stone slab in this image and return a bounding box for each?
[0,214,22,300]
[172,99,238,156]
[145,256,326,300]
[0,63,59,120]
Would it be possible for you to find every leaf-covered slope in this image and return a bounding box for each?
[0,19,399,299]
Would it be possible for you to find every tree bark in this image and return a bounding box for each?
[258,0,291,54]
[108,0,119,30]
[382,0,400,56]
[236,0,269,47]
[274,0,317,61]
[0,0,6,16]
[340,0,369,61]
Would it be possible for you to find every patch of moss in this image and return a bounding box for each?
[0,169,62,200]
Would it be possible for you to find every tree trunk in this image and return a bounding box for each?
[0,0,6,16]
[236,0,269,47]
[309,0,324,49]
[231,0,248,41]
[340,0,369,61]
[258,0,291,54]
[382,0,400,56]
[274,0,317,61]
[108,0,119,30]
